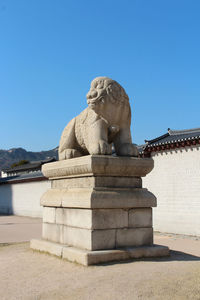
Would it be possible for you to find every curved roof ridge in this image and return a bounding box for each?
[169,127,200,135]
[145,133,169,144]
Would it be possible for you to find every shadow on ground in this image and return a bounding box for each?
[98,250,200,266]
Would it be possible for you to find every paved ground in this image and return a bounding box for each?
[0,215,42,243]
[0,215,200,300]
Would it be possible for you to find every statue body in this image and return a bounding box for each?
[59,77,138,160]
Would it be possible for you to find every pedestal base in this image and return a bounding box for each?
[31,239,169,266]
[31,155,170,266]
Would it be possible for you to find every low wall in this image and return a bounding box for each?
[0,176,50,217]
[143,145,200,236]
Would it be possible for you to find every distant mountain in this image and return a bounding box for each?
[0,147,58,171]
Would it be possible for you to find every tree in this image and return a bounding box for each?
[11,160,29,168]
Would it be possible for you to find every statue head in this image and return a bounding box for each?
[86,77,129,114]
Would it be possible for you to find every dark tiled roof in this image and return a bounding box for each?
[2,158,56,173]
[0,171,46,185]
[145,128,200,146]
[140,127,200,155]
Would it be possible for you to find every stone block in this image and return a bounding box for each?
[55,208,128,229]
[116,227,153,247]
[91,229,116,250]
[41,188,156,209]
[42,155,154,179]
[31,239,170,266]
[43,207,56,223]
[63,226,91,249]
[30,239,63,257]
[95,177,142,188]
[42,223,63,244]
[55,208,64,225]
[92,209,128,229]
[63,226,116,250]
[129,208,152,228]
[62,246,89,265]
[62,208,92,228]
[52,176,142,189]
[41,189,62,207]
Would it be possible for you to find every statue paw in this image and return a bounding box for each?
[90,140,112,155]
[59,149,82,160]
[116,143,139,157]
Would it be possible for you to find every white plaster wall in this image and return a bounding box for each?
[0,180,51,217]
[143,145,200,236]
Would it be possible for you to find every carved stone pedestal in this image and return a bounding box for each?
[31,155,169,265]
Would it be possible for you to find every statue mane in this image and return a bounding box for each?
[86,77,129,107]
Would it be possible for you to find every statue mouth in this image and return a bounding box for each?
[87,97,104,108]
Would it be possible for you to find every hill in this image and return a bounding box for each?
[0,147,58,171]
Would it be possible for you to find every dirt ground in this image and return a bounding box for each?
[0,234,200,300]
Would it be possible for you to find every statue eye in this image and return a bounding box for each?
[97,81,104,89]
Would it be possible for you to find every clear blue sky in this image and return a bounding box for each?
[1,0,200,151]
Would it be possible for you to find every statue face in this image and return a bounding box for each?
[86,77,130,125]
[86,78,108,110]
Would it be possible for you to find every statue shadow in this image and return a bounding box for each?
[98,249,200,266]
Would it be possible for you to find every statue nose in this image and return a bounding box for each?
[87,90,98,99]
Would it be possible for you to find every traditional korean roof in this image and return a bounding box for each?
[2,158,56,174]
[0,171,46,185]
[140,127,200,156]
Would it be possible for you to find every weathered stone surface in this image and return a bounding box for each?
[91,229,116,250]
[129,208,152,228]
[40,189,62,207]
[30,239,63,257]
[63,226,92,250]
[31,239,170,265]
[62,209,92,229]
[42,155,154,179]
[30,77,168,266]
[40,188,156,209]
[62,245,89,265]
[55,208,64,225]
[92,209,128,229]
[52,176,142,189]
[43,207,56,223]
[63,226,116,250]
[54,208,128,229]
[42,223,63,244]
[116,227,153,247]
[59,77,138,160]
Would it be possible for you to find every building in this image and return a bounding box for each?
[141,127,200,236]
[0,158,56,217]
[1,158,56,177]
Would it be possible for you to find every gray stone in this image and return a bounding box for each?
[52,176,142,189]
[42,223,63,244]
[92,209,128,229]
[63,226,116,250]
[30,77,170,266]
[30,239,63,257]
[63,226,92,250]
[58,77,138,160]
[42,155,154,179]
[91,229,116,250]
[54,208,128,230]
[62,209,92,229]
[30,239,170,266]
[129,208,152,228]
[43,207,56,223]
[40,189,62,207]
[116,227,153,247]
[41,188,156,209]
[55,208,64,225]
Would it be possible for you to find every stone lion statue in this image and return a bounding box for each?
[59,77,138,160]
